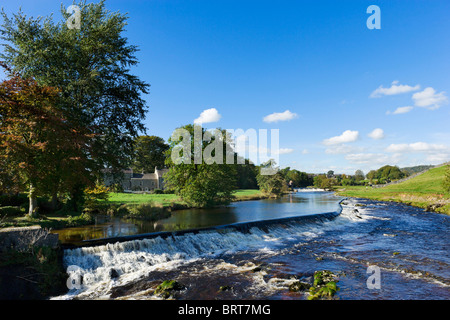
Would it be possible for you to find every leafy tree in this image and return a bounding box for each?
[132,136,169,173]
[354,170,365,181]
[0,1,149,193]
[367,170,377,182]
[326,170,335,178]
[164,125,237,207]
[235,159,258,189]
[0,64,90,217]
[376,165,405,181]
[281,168,313,188]
[313,174,335,189]
[256,161,286,198]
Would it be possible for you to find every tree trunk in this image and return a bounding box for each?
[28,183,38,218]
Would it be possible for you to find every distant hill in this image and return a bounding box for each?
[400,165,434,176]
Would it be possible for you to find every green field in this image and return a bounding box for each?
[337,165,450,215]
[104,189,266,206]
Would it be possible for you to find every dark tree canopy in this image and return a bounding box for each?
[0,0,149,184]
[132,136,169,173]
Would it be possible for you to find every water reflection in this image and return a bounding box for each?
[54,191,342,245]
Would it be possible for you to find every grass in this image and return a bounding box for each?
[336,166,450,215]
[104,189,266,206]
[0,189,266,229]
[105,192,182,206]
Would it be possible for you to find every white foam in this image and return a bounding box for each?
[53,200,369,300]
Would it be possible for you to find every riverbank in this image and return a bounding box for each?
[335,166,450,215]
[0,189,269,230]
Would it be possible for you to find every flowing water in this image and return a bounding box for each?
[53,192,340,245]
[52,192,450,300]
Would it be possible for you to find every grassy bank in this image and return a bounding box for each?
[336,166,450,215]
[105,189,266,206]
[0,189,267,229]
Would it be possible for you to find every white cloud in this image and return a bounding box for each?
[323,130,359,145]
[325,145,364,154]
[368,128,385,140]
[385,142,448,153]
[194,108,222,124]
[278,148,294,155]
[370,81,420,98]
[302,149,309,154]
[412,87,448,110]
[425,153,450,164]
[263,110,298,123]
[345,153,402,165]
[345,153,387,164]
[387,106,414,115]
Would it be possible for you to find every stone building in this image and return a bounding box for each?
[104,167,169,192]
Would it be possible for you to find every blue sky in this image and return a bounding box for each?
[2,0,450,174]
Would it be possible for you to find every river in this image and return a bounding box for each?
[52,191,450,300]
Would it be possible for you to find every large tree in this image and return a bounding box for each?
[256,161,286,198]
[164,124,238,207]
[132,136,169,173]
[0,1,149,193]
[0,64,90,217]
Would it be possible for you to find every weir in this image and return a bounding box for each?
[62,199,346,249]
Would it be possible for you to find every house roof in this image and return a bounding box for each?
[131,173,158,180]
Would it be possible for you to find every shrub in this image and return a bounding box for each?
[66,213,94,227]
[126,203,170,221]
[152,189,164,194]
[106,204,130,217]
[0,206,23,217]
[0,194,28,207]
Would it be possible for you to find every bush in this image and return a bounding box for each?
[152,189,164,194]
[66,213,94,227]
[0,194,28,207]
[126,203,170,221]
[0,206,23,217]
[106,204,130,217]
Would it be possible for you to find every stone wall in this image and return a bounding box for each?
[0,226,59,252]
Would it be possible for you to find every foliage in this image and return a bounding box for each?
[0,245,67,298]
[313,174,336,189]
[164,124,238,208]
[307,270,340,300]
[126,203,170,221]
[367,165,406,184]
[0,194,28,207]
[354,170,365,181]
[83,184,110,213]
[154,280,186,299]
[0,0,149,201]
[401,165,434,176]
[132,136,169,173]
[0,64,92,217]
[0,206,23,217]
[279,167,313,188]
[256,161,287,198]
[235,160,259,189]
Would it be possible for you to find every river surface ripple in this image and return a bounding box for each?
[54,194,450,300]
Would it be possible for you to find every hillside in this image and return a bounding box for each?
[337,165,450,215]
[400,165,434,176]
